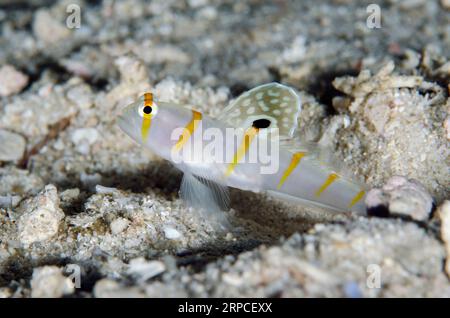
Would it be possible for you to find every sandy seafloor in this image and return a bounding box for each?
[0,0,449,297]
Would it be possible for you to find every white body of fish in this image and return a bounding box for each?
[118,83,367,221]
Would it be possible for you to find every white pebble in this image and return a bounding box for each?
[66,85,94,109]
[33,10,70,44]
[60,188,80,201]
[71,128,99,146]
[366,176,432,221]
[0,129,26,162]
[438,201,450,277]
[0,195,20,209]
[114,56,148,83]
[440,0,450,9]
[95,185,118,194]
[0,65,29,96]
[17,185,65,245]
[444,117,450,141]
[127,257,166,282]
[163,226,182,240]
[0,196,12,209]
[30,266,74,298]
[71,128,99,155]
[94,279,144,298]
[188,0,208,8]
[110,217,130,235]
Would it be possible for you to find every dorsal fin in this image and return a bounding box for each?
[218,83,301,140]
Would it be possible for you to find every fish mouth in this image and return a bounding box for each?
[117,113,134,138]
[117,109,141,144]
[117,114,127,131]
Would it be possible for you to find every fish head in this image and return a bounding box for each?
[118,92,195,160]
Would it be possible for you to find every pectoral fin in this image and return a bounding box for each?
[179,172,231,229]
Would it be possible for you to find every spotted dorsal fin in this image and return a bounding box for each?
[218,83,301,139]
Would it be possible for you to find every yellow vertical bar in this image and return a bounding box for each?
[277,152,306,189]
[315,173,339,197]
[172,110,203,153]
[225,127,259,177]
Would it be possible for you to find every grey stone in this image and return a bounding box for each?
[0,130,26,162]
[17,185,65,246]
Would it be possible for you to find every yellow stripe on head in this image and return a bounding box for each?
[349,190,365,208]
[144,92,153,107]
[141,93,154,142]
[277,152,306,189]
[225,126,259,177]
[173,110,203,153]
[141,116,152,141]
[315,172,339,197]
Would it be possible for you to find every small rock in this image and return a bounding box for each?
[0,130,26,162]
[441,0,450,9]
[71,128,99,154]
[0,195,21,209]
[61,59,94,78]
[94,279,145,298]
[188,0,208,8]
[114,56,148,84]
[225,232,234,241]
[110,217,130,235]
[0,65,29,96]
[163,226,182,240]
[0,287,12,298]
[278,36,306,64]
[60,188,80,202]
[444,116,450,141]
[0,167,44,196]
[95,185,118,194]
[33,9,71,44]
[0,195,12,209]
[66,85,94,109]
[365,176,433,221]
[71,128,99,145]
[30,266,75,298]
[11,195,22,208]
[136,45,191,65]
[363,96,391,135]
[398,0,426,10]
[127,257,166,283]
[17,184,65,245]
[438,201,450,277]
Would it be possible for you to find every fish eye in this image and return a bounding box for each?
[143,106,152,114]
[138,102,158,117]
